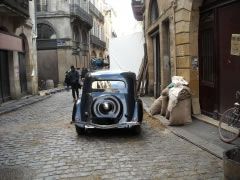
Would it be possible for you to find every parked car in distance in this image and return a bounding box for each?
[72,70,143,135]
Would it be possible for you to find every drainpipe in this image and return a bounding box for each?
[171,0,177,76]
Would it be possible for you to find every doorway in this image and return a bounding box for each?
[151,31,161,98]
[199,10,217,116]
[19,36,28,95]
[0,50,10,103]
[199,0,240,116]
[18,52,28,94]
[218,1,240,113]
[162,19,171,86]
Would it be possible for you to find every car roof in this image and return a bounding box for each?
[87,70,136,80]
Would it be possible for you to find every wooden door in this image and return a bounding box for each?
[218,1,240,113]
[199,11,217,116]
[0,50,10,103]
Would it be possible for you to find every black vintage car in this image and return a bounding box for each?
[72,70,143,135]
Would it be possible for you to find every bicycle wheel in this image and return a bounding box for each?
[219,108,240,143]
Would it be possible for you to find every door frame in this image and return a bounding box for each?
[150,29,161,98]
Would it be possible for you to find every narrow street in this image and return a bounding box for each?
[0,91,222,179]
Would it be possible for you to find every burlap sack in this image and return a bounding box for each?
[165,110,170,119]
[169,98,192,126]
[178,86,191,101]
[160,96,168,116]
[149,96,163,115]
[161,87,169,96]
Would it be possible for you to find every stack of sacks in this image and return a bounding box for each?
[167,76,192,125]
[149,96,162,115]
[149,76,192,126]
[149,87,169,116]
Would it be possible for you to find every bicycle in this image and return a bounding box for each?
[218,91,240,143]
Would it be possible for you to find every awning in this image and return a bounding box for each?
[0,32,23,52]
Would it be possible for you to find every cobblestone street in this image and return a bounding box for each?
[0,91,223,180]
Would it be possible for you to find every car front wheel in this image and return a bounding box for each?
[75,125,85,135]
[132,126,141,135]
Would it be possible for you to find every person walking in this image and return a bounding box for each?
[69,65,80,102]
[64,70,70,91]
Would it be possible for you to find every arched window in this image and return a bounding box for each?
[91,51,96,58]
[150,0,159,24]
[37,23,56,39]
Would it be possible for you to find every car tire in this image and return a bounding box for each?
[132,126,141,135]
[72,103,77,122]
[75,125,85,135]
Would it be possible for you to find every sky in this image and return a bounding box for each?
[105,0,143,37]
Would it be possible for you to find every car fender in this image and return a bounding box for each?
[132,98,143,123]
[73,99,81,122]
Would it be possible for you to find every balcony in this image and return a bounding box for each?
[90,35,106,49]
[131,0,144,21]
[0,0,29,18]
[70,4,93,29]
[89,2,104,22]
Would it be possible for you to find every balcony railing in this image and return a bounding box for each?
[70,4,93,29]
[89,2,104,22]
[36,4,48,12]
[0,0,29,18]
[131,0,144,21]
[90,35,106,49]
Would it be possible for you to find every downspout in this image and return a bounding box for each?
[171,0,177,76]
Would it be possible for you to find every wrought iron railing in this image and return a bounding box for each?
[0,0,29,17]
[89,2,104,22]
[70,4,93,28]
[90,35,106,49]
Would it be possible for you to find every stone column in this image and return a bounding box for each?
[8,51,21,99]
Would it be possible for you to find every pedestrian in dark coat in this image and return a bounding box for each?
[64,70,70,91]
[69,65,80,101]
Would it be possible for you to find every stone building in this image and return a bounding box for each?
[132,0,240,117]
[0,0,38,103]
[36,0,92,86]
[36,0,113,85]
[89,0,106,59]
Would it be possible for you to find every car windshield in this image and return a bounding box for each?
[91,80,126,93]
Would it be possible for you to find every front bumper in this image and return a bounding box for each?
[75,121,141,129]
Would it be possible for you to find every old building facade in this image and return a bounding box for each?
[132,0,240,117]
[36,0,113,85]
[36,0,92,86]
[0,0,38,103]
[89,0,106,59]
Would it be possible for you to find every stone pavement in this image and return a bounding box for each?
[0,91,223,179]
[141,96,240,159]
